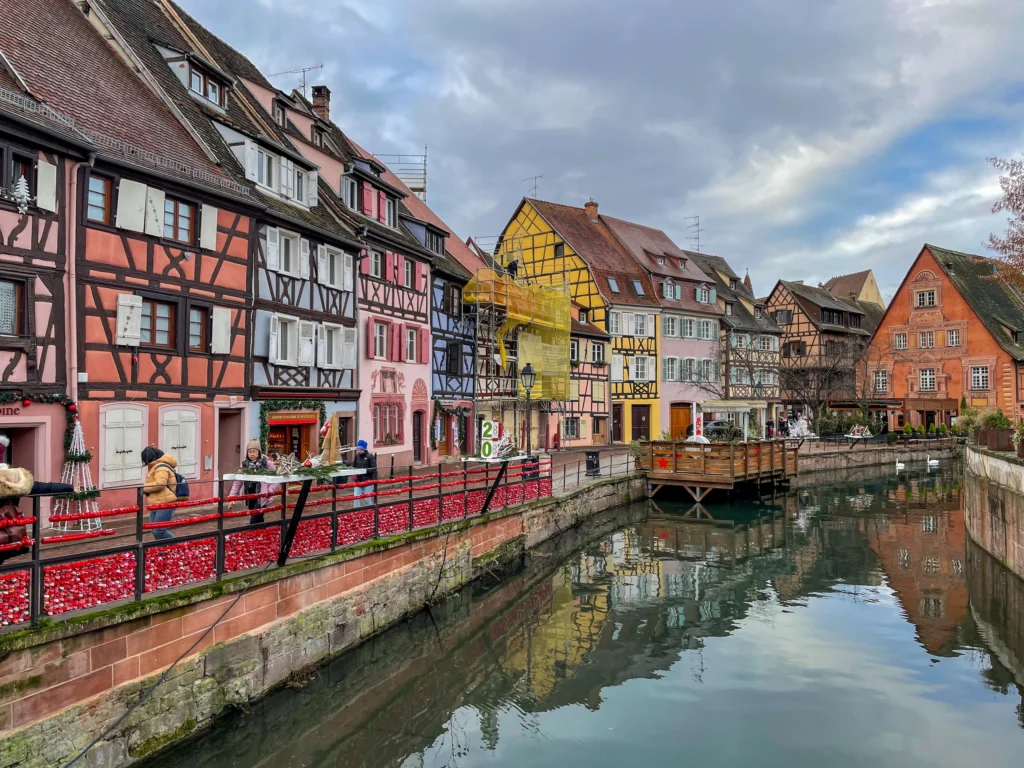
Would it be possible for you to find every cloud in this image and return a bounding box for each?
[177,0,1024,293]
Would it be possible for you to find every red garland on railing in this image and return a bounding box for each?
[42,530,116,544]
[147,496,221,512]
[0,537,32,552]
[49,505,140,522]
[0,517,36,529]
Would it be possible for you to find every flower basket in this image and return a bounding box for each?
[987,428,1014,452]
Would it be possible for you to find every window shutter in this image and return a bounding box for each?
[385,252,395,282]
[115,294,143,347]
[297,320,315,367]
[389,322,400,361]
[395,323,406,362]
[359,250,371,275]
[628,357,637,381]
[164,408,198,478]
[624,313,635,336]
[675,284,681,300]
[647,356,655,382]
[662,357,671,382]
[102,407,126,484]
[243,139,258,182]
[366,317,375,358]
[316,244,328,283]
[268,315,281,365]
[647,315,656,337]
[419,327,429,364]
[36,161,57,212]
[570,380,580,401]
[116,178,147,232]
[198,205,217,251]
[300,238,311,279]
[343,326,357,368]
[282,158,293,198]
[307,169,318,206]
[361,182,374,216]
[417,262,427,292]
[709,288,717,304]
[396,254,405,285]
[695,286,701,302]
[579,417,587,438]
[378,191,388,223]
[317,324,327,368]
[612,354,624,382]
[343,253,354,291]
[266,227,280,271]
[143,186,165,237]
[211,307,231,354]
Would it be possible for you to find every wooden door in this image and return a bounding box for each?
[612,404,624,443]
[217,410,242,478]
[670,404,691,440]
[413,411,423,463]
[632,405,651,441]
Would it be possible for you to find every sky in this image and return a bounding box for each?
[180,0,1024,303]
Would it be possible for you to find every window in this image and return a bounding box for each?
[187,66,225,106]
[730,279,737,290]
[632,280,645,296]
[592,343,605,363]
[663,357,677,381]
[608,312,620,335]
[426,230,445,254]
[295,170,305,202]
[919,331,934,349]
[163,197,194,244]
[406,327,417,362]
[697,287,710,303]
[657,257,665,265]
[404,259,414,288]
[679,258,687,270]
[634,314,647,337]
[570,339,579,361]
[313,129,324,147]
[207,81,220,106]
[372,400,404,445]
[188,306,207,351]
[564,418,580,439]
[279,231,300,276]
[87,175,112,223]
[386,197,397,228]
[579,309,588,324]
[608,278,620,293]
[446,341,462,375]
[698,319,715,340]
[895,333,907,350]
[919,368,936,391]
[850,314,861,328]
[923,516,938,534]
[873,370,888,394]
[275,316,297,365]
[322,247,344,288]
[759,335,775,351]
[772,310,792,325]
[189,70,203,93]
[374,322,387,359]
[725,303,733,316]
[783,340,806,358]
[915,290,936,307]
[899,549,911,569]
[680,358,694,382]
[971,365,989,390]
[342,176,358,209]
[682,318,695,338]
[554,243,564,259]
[663,281,674,300]
[821,309,843,325]
[632,356,649,381]
[141,299,175,348]
[370,251,383,279]
[0,279,24,336]
[257,149,275,189]
[443,282,461,315]
[10,153,33,197]
[755,307,762,318]
[700,359,715,382]
[663,315,678,337]
[273,103,285,126]
[947,329,960,347]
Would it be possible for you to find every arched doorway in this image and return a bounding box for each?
[413,410,424,464]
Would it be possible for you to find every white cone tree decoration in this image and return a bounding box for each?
[51,420,101,532]
[12,174,32,215]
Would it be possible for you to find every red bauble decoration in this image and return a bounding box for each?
[21,398,31,407]
[67,403,77,413]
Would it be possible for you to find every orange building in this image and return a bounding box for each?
[867,244,1024,431]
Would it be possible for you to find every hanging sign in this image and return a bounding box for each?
[479,420,501,459]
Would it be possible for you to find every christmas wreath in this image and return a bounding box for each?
[430,399,469,451]
[0,391,78,450]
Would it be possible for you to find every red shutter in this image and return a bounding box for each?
[361,182,374,216]
[378,191,387,223]
[397,323,406,362]
[359,250,370,275]
[390,321,401,362]
[366,318,375,358]
[396,254,405,286]
[416,262,426,292]
[385,252,394,282]
[419,327,429,364]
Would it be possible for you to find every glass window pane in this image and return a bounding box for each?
[157,304,171,318]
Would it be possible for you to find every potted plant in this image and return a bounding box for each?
[1013,422,1024,458]
[628,440,646,469]
[927,423,937,436]
[915,424,926,436]
[937,423,948,436]
[903,423,913,436]
[984,409,1014,451]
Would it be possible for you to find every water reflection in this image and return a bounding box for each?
[148,462,1024,768]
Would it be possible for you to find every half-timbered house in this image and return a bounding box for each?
[604,216,725,439]
[98,0,363,461]
[500,199,660,444]
[565,306,611,447]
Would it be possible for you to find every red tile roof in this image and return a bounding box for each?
[602,215,714,284]
[0,0,224,177]
[528,199,659,308]
[823,270,872,301]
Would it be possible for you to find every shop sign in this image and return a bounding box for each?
[0,407,20,416]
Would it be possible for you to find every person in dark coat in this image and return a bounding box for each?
[506,259,519,279]
[346,440,378,508]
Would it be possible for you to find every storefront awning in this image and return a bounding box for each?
[699,400,768,413]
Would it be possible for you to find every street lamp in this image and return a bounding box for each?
[521,363,536,455]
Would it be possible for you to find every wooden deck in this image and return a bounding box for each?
[637,440,797,501]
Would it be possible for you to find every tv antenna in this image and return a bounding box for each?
[523,174,543,199]
[685,215,704,253]
[268,64,324,97]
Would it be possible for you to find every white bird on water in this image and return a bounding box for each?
[895,459,905,470]
[927,455,939,466]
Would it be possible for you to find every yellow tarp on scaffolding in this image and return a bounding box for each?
[463,269,571,400]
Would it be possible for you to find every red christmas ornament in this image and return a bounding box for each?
[67,403,77,413]
[22,398,31,407]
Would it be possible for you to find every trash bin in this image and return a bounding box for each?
[524,455,540,480]
[585,451,600,477]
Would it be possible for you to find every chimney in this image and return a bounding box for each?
[792,279,804,285]
[584,199,599,222]
[311,85,331,121]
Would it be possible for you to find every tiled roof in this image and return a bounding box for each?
[689,252,781,335]
[571,317,610,338]
[778,280,870,336]
[0,0,224,177]
[167,1,274,90]
[823,270,872,302]
[602,215,714,283]
[528,199,659,308]
[925,244,1024,360]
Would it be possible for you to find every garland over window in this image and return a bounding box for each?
[0,391,79,449]
[430,398,469,451]
[258,399,328,451]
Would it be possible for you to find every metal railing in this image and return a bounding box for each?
[0,458,564,630]
[550,452,637,494]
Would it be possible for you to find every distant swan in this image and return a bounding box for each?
[927,455,939,466]
[895,459,905,470]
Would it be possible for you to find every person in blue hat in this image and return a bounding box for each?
[347,439,378,508]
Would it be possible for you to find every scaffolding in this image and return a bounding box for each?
[374,149,427,202]
[463,236,573,449]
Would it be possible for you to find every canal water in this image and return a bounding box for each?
[147,462,1024,768]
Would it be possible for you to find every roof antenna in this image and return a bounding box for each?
[523,174,543,199]
[685,214,704,253]
[268,63,324,97]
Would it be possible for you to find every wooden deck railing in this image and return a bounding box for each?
[637,440,797,480]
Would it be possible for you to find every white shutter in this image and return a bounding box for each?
[342,326,357,368]
[298,320,316,366]
[143,186,165,237]
[162,408,198,479]
[317,245,328,284]
[244,139,258,182]
[579,416,587,439]
[624,313,635,336]
[266,227,280,271]
[612,354,624,382]
[115,178,147,232]
[662,357,671,382]
[647,315,656,337]
[211,307,231,354]
[343,253,354,291]
[332,326,344,369]
[593,380,605,403]
[115,294,142,347]
[102,408,126,484]
[307,169,318,206]
[646,356,655,382]
[281,158,292,198]
[570,380,580,401]
[200,204,219,250]
[36,161,57,212]
[268,314,281,364]
[300,238,311,279]
[629,357,637,381]
[316,324,327,368]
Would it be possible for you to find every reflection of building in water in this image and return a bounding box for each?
[867,495,967,656]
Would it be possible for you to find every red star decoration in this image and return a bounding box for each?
[657,457,668,469]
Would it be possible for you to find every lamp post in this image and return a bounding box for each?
[521,363,536,455]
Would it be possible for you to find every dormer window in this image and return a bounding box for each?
[632,280,645,296]
[755,307,762,318]
[257,148,276,189]
[697,286,710,304]
[579,309,588,324]
[608,278,620,294]
[273,102,285,127]
[342,175,358,209]
[657,257,665,265]
[679,258,686,270]
[730,279,738,290]
[385,197,397,228]
[426,230,445,255]
[725,302,734,316]
[186,64,226,107]
[313,128,324,147]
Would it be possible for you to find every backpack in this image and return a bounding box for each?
[158,463,190,499]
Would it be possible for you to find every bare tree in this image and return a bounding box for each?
[988,155,1024,284]
[779,339,863,429]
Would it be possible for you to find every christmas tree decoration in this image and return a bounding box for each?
[51,421,101,533]
[11,174,33,215]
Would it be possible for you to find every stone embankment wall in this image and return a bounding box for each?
[797,444,959,475]
[964,447,1024,581]
[0,475,646,768]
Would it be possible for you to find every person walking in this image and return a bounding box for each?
[141,446,179,541]
[347,440,377,508]
[227,439,279,524]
